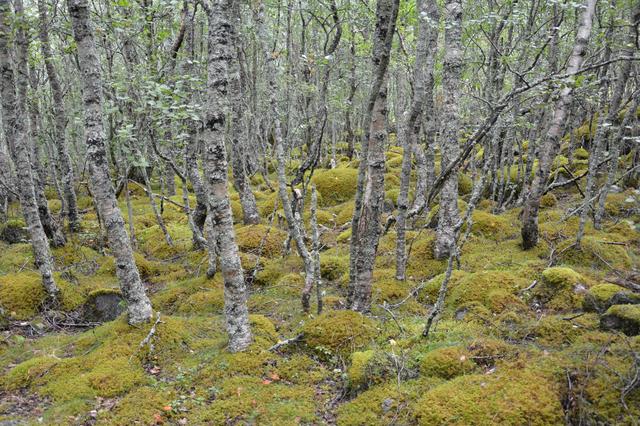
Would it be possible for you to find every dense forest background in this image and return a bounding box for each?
[0,0,639,424]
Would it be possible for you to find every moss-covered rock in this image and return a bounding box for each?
[601,304,640,335]
[419,346,477,379]
[235,224,287,257]
[311,168,359,206]
[583,283,640,313]
[540,193,558,208]
[319,254,349,281]
[412,367,564,425]
[0,272,86,320]
[302,310,377,356]
[470,211,518,241]
[533,267,587,311]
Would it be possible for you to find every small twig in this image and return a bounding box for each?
[520,279,538,294]
[139,312,162,353]
[268,333,304,351]
[379,301,405,334]
[563,312,586,321]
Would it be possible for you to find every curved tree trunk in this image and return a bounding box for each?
[521,0,597,250]
[0,0,58,299]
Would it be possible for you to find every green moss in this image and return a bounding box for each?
[319,254,349,281]
[338,378,444,426]
[533,267,586,311]
[235,224,287,257]
[337,228,352,243]
[470,211,518,241]
[176,288,224,315]
[540,193,558,208]
[302,310,377,356]
[420,346,477,379]
[372,278,409,303]
[87,357,148,397]
[189,376,317,425]
[557,236,632,271]
[311,167,359,206]
[533,314,599,346]
[0,272,86,319]
[574,147,589,160]
[2,356,59,390]
[413,367,564,425]
[458,173,473,196]
[97,386,175,426]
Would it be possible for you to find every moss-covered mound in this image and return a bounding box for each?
[601,304,640,335]
[413,367,564,425]
[311,167,359,206]
[235,224,287,257]
[302,310,377,356]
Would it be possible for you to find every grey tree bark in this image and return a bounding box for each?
[67,0,153,325]
[433,0,463,260]
[37,0,80,233]
[0,0,58,299]
[202,0,252,352]
[396,0,439,280]
[348,0,399,312]
[521,0,597,250]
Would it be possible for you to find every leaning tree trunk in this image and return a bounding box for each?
[521,0,597,250]
[67,0,152,325]
[396,0,439,280]
[0,0,58,299]
[202,0,251,352]
[433,0,463,260]
[348,0,400,312]
[38,0,80,233]
[0,0,58,301]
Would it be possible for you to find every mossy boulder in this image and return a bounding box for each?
[540,193,558,208]
[311,168,358,206]
[0,219,27,244]
[235,224,287,257]
[81,288,124,322]
[583,283,640,313]
[347,350,400,392]
[470,211,518,241]
[0,272,86,320]
[302,310,377,356]
[319,254,349,281]
[533,267,587,310]
[412,367,564,425]
[601,304,640,335]
[419,346,477,379]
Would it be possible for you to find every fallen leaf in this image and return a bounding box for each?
[262,379,272,385]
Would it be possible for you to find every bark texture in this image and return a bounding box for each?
[67,0,152,325]
[433,0,463,259]
[0,0,58,299]
[203,0,251,352]
[348,0,399,312]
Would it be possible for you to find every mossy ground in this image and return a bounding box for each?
[1,149,639,424]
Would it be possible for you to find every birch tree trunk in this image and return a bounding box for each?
[521,0,597,250]
[202,0,251,352]
[37,0,80,233]
[348,0,399,312]
[433,0,463,259]
[67,0,152,325]
[396,0,439,280]
[0,0,58,299]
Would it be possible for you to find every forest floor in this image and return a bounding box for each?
[0,148,639,425]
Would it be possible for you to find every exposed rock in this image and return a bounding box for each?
[600,304,640,336]
[81,289,124,323]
